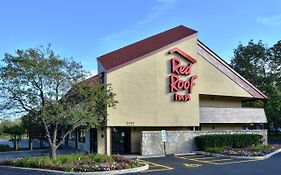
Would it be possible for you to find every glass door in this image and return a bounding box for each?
[111,127,131,154]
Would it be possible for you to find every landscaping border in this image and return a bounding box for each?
[0,164,149,175]
[195,148,281,160]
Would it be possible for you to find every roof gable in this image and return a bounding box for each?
[197,40,267,99]
[95,25,267,100]
[97,25,197,72]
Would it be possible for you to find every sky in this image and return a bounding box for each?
[0,0,281,74]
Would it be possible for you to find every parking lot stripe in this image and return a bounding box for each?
[140,160,173,173]
[195,156,226,160]
[182,155,206,159]
[186,158,232,163]
[206,158,233,162]
[210,159,259,165]
[175,155,260,166]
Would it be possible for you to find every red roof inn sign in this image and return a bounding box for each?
[169,48,197,102]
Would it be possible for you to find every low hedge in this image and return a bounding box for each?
[195,134,263,151]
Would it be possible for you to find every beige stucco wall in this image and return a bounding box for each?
[197,54,252,98]
[199,95,242,108]
[107,35,200,127]
[106,34,253,127]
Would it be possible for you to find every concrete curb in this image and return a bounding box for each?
[195,148,281,160]
[125,154,166,159]
[0,164,149,175]
[174,153,196,156]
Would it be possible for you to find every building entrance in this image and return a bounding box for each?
[90,128,98,153]
[111,127,131,154]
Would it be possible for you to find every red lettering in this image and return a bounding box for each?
[185,95,191,101]
[171,57,192,75]
[171,57,180,74]
[170,74,179,92]
[175,93,184,101]
[175,93,191,101]
[170,74,195,93]
[169,48,197,102]
[189,75,197,94]
[178,80,184,90]
[184,80,190,90]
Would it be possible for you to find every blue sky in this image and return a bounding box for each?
[0,0,281,74]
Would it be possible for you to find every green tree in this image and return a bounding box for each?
[2,122,25,149]
[21,113,46,148]
[231,40,281,130]
[0,46,117,160]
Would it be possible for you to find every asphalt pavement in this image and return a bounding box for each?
[130,153,281,175]
[0,152,280,175]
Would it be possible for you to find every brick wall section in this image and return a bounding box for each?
[141,129,268,156]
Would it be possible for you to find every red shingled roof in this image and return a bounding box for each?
[82,73,103,87]
[97,25,197,72]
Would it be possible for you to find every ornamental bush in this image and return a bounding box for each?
[195,134,263,151]
[0,153,142,172]
[205,146,231,154]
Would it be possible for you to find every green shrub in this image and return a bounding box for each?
[0,153,142,172]
[93,153,111,163]
[269,133,281,140]
[205,146,231,153]
[0,144,10,152]
[195,134,263,151]
[251,145,272,151]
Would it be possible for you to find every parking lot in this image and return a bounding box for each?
[129,152,281,175]
[175,154,259,165]
[0,152,280,175]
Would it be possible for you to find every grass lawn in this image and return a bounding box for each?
[0,153,142,172]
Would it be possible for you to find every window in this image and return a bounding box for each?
[69,130,76,140]
[78,128,86,143]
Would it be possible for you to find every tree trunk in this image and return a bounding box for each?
[49,145,57,160]
[12,136,16,149]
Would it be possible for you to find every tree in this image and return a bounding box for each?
[0,46,117,160]
[2,122,25,149]
[21,113,46,148]
[231,40,281,130]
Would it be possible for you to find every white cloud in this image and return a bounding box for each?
[101,29,132,42]
[256,14,281,26]
[101,0,179,42]
[156,0,178,4]
[138,0,179,25]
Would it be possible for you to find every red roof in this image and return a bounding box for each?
[97,25,197,72]
[83,73,103,87]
